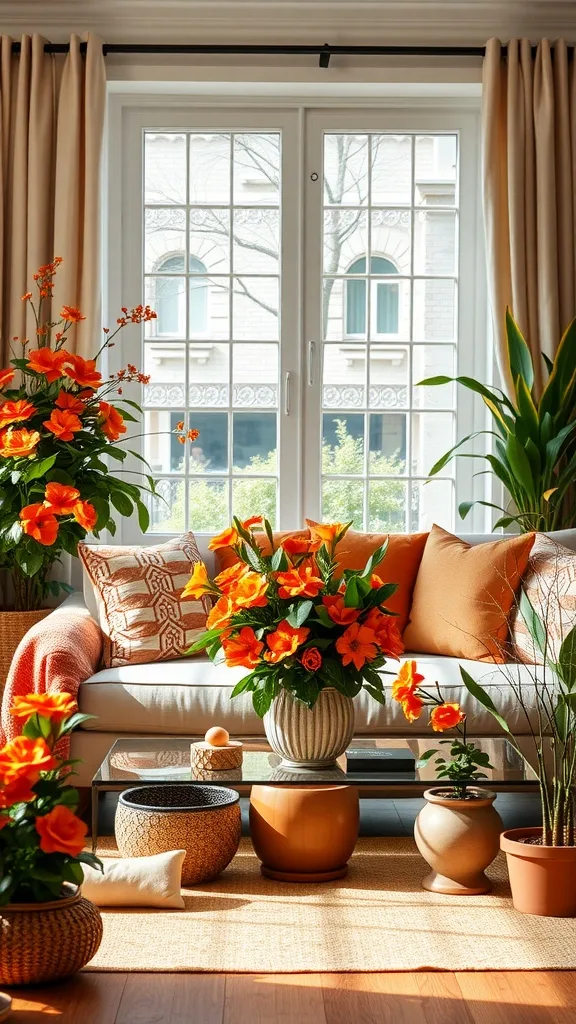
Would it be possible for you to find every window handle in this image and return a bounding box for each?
[284,371,291,415]
[308,341,316,386]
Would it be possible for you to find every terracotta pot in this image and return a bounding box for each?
[0,884,102,985]
[414,786,502,895]
[263,686,354,768]
[501,827,576,917]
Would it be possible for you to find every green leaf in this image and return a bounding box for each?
[24,454,58,482]
[15,543,44,577]
[555,696,568,742]
[459,666,513,736]
[286,600,313,629]
[244,543,264,573]
[359,539,389,578]
[519,590,546,657]
[231,675,256,698]
[416,749,438,767]
[558,625,576,691]
[427,431,497,478]
[253,684,275,718]
[505,434,536,499]
[514,374,540,440]
[506,308,535,391]
[137,500,150,534]
[271,546,287,571]
[363,684,385,706]
[110,491,134,517]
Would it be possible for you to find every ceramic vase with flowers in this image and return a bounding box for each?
[393,661,502,894]
[186,517,404,768]
[0,692,103,984]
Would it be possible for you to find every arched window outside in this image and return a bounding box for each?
[346,256,399,337]
[154,254,208,337]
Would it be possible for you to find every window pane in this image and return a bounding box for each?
[370,211,411,273]
[324,278,365,341]
[189,478,229,532]
[371,134,412,206]
[414,210,457,275]
[413,279,456,342]
[322,414,364,475]
[233,134,280,206]
[144,411,185,474]
[369,345,409,410]
[232,478,277,526]
[369,279,411,341]
[415,135,457,207]
[144,344,186,407]
[324,135,368,206]
[189,133,231,205]
[145,133,186,204]
[148,479,186,533]
[368,413,407,475]
[189,412,229,473]
[324,210,368,274]
[411,478,454,531]
[233,344,278,407]
[412,345,456,408]
[322,478,364,530]
[233,210,279,272]
[145,277,186,338]
[189,343,229,407]
[189,209,230,274]
[368,480,408,532]
[323,344,366,409]
[411,412,456,477]
[233,412,277,472]
[144,209,186,273]
[233,278,279,340]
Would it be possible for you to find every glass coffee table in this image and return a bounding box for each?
[92,736,535,881]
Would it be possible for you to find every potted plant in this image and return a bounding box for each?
[186,517,403,768]
[0,692,103,984]
[392,661,502,894]
[460,588,576,916]
[0,257,157,683]
[418,308,576,531]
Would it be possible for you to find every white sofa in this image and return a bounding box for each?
[66,530,576,786]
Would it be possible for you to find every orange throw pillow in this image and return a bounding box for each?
[333,531,429,634]
[403,525,535,662]
[213,530,310,575]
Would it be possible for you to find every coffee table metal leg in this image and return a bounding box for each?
[249,784,359,882]
[91,787,99,853]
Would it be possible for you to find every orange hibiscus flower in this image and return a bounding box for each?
[0,427,40,458]
[208,526,239,552]
[98,402,126,441]
[335,623,378,671]
[0,369,15,390]
[0,399,37,430]
[222,627,264,669]
[43,408,82,441]
[232,572,268,609]
[322,594,360,626]
[401,691,424,723]
[0,736,57,785]
[60,305,86,323]
[182,562,212,600]
[306,518,351,550]
[73,500,98,531]
[214,561,250,595]
[430,703,466,732]
[35,805,88,857]
[19,503,59,545]
[43,481,80,515]
[10,692,77,722]
[274,564,324,599]
[265,620,310,663]
[391,660,425,704]
[64,355,102,389]
[27,348,70,382]
[0,775,36,809]
[241,515,263,530]
[281,535,320,557]
[206,595,235,631]
[55,390,86,414]
[363,609,404,659]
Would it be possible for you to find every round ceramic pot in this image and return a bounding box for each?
[0,884,102,985]
[501,827,576,917]
[263,687,355,769]
[115,784,241,885]
[414,786,502,895]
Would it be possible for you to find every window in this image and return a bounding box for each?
[111,104,484,540]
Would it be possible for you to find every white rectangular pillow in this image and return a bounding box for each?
[81,849,186,908]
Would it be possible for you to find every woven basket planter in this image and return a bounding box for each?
[115,784,241,885]
[0,885,103,985]
[0,609,50,699]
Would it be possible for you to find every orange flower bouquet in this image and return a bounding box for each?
[0,693,101,905]
[0,257,157,610]
[187,517,404,728]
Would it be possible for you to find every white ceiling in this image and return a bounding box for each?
[2,1,576,46]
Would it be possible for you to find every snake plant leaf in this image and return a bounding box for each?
[418,375,516,413]
[544,420,576,472]
[458,499,508,521]
[540,411,554,445]
[515,375,540,440]
[542,488,558,501]
[540,317,576,417]
[426,430,497,477]
[505,308,535,391]
[505,434,537,501]
[558,625,576,691]
[524,437,542,478]
[542,352,554,376]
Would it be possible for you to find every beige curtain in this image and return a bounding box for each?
[482,38,576,394]
[0,34,105,362]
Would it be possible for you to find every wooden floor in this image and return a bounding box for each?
[6,971,576,1023]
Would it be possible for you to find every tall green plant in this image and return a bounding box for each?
[418,309,576,531]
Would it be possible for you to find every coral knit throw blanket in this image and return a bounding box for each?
[0,597,102,756]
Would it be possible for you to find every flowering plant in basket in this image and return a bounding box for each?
[0,692,101,905]
[0,257,157,610]
[186,516,404,717]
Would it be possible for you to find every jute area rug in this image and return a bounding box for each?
[86,837,576,973]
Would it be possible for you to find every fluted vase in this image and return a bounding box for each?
[263,686,355,768]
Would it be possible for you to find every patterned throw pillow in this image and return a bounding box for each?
[510,534,576,665]
[79,534,208,668]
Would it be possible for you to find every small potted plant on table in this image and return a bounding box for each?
[392,661,502,894]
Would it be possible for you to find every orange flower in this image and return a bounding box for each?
[0,399,37,429]
[0,775,36,809]
[19,503,59,545]
[0,369,15,390]
[335,623,378,671]
[214,561,250,595]
[222,627,264,668]
[391,660,425,703]
[0,815,11,828]
[306,518,351,550]
[43,481,80,515]
[43,408,82,441]
[64,355,102,389]
[241,515,263,530]
[60,305,86,323]
[10,692,77,722]
[35,805,88,857]
[182,562,212,600]
[0,736,57,786]
[282,535,320,557]
[370,573,384,589]
[208,526,239,552]
[363,609,404,659]
[232,572,268,609]
[275,565,324,600]
[322,594,360,626]
[401,692,424,723]
[0,427,40,458]
[27,348,70,382]
[73,501,98,532]
[265,620,310,663]
[430,703,466,732]
[206,595,235,631]
[55,390,86,414]
[98,402,126,441]
[301,647,323,672]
